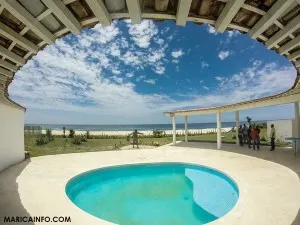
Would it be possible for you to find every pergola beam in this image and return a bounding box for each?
[1,0,55,44]
[41,0,81,34]
[0,45,26,65]
[0,67,13,78]
[0,74,8,81]
[85,0,111,25]
[0,58,18,72]
[295,60,300,68]
[165,93,300,116]
[287,50,300,61]
[126,0,142,24]
[279,35,300,55]
[176,0,192,26]
[266,15,300,49]
[215,0,245,33]
[249,0,295,39]
[0,21,38,53]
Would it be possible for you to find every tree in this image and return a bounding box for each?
[246,116,252,125]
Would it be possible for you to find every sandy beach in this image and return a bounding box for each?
[44,127,233,136]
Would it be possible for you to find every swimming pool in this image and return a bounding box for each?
[66,163,239,225]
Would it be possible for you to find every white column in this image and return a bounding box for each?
[294,102,300,152]
[294,102,299,135]
[184,115,188,142]
[235,110,239,145]
[217,111,222,150]
[172,115,176,146]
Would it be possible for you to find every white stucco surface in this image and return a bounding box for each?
[267,120,293,142]
[0,101,25,172]
[0,142,299,225]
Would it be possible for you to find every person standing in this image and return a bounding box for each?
[242,124,248,144]
[238,125,243,146]
[128,129,144,148]
[251,127,259,150]
[247,125,252,148]
[256,125,261,145]
[270,124,276,151]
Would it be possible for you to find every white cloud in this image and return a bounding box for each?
[171,49,184,58]
[207,25,217,35]
[215,76,223,81]
[125,72,134,78]
[144,79,156,85]
[227,30,240,38]
[172,59,179,64]
[136,75,146,82]
[154,66,165,75]
[127,20,158,48]
[7,20,297,124]
[218,51,231,60]
[201,61,209,69]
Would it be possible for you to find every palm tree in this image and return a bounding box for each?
[246,116,252,125]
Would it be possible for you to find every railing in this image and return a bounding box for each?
[24,126,42,134]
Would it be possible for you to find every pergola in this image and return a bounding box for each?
[0,0,300,169]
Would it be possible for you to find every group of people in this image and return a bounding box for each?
[238,124,276,151]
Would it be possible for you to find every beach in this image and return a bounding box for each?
[44,127,233,136]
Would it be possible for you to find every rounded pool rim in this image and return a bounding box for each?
[65,162,240,224]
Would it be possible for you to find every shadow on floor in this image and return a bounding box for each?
[292,208,300,225]
[0,159,34,225]
[175,141,300,225]
[176,141,300,177]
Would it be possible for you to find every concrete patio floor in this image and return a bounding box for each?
[0,142,300,225]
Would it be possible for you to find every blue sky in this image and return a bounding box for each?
[9,20,297,124]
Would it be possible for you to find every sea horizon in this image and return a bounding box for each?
[24,121,267,132]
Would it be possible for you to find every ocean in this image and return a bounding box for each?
[24,122,265,131]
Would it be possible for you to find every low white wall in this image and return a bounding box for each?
[0,101,25,172]
[267,120,293,143]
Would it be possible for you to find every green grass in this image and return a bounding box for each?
[25,134,173,157]
[25,128,289,157]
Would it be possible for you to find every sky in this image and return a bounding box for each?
[8,20,297,125]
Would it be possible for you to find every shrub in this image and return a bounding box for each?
[46,129,54,141]
[86,131,90,139]
[36,135,48,146]
[232,134,236,140]
[152,141,160,147]
[80,134,87,142]
[72,136,81,145]
[153,130,163,138]
[261,136,267,142]
[69,129,75,138]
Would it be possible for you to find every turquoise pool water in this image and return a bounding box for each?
[66,163,239,225]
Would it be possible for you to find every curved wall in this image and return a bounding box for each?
[0,101,24,172]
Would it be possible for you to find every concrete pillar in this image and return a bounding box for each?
[172,115,176,146]
[184,115,188,142]
[294,102,299,136]
[235,111,239,145]
[217,111,222,150]
[294,102,300,152]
